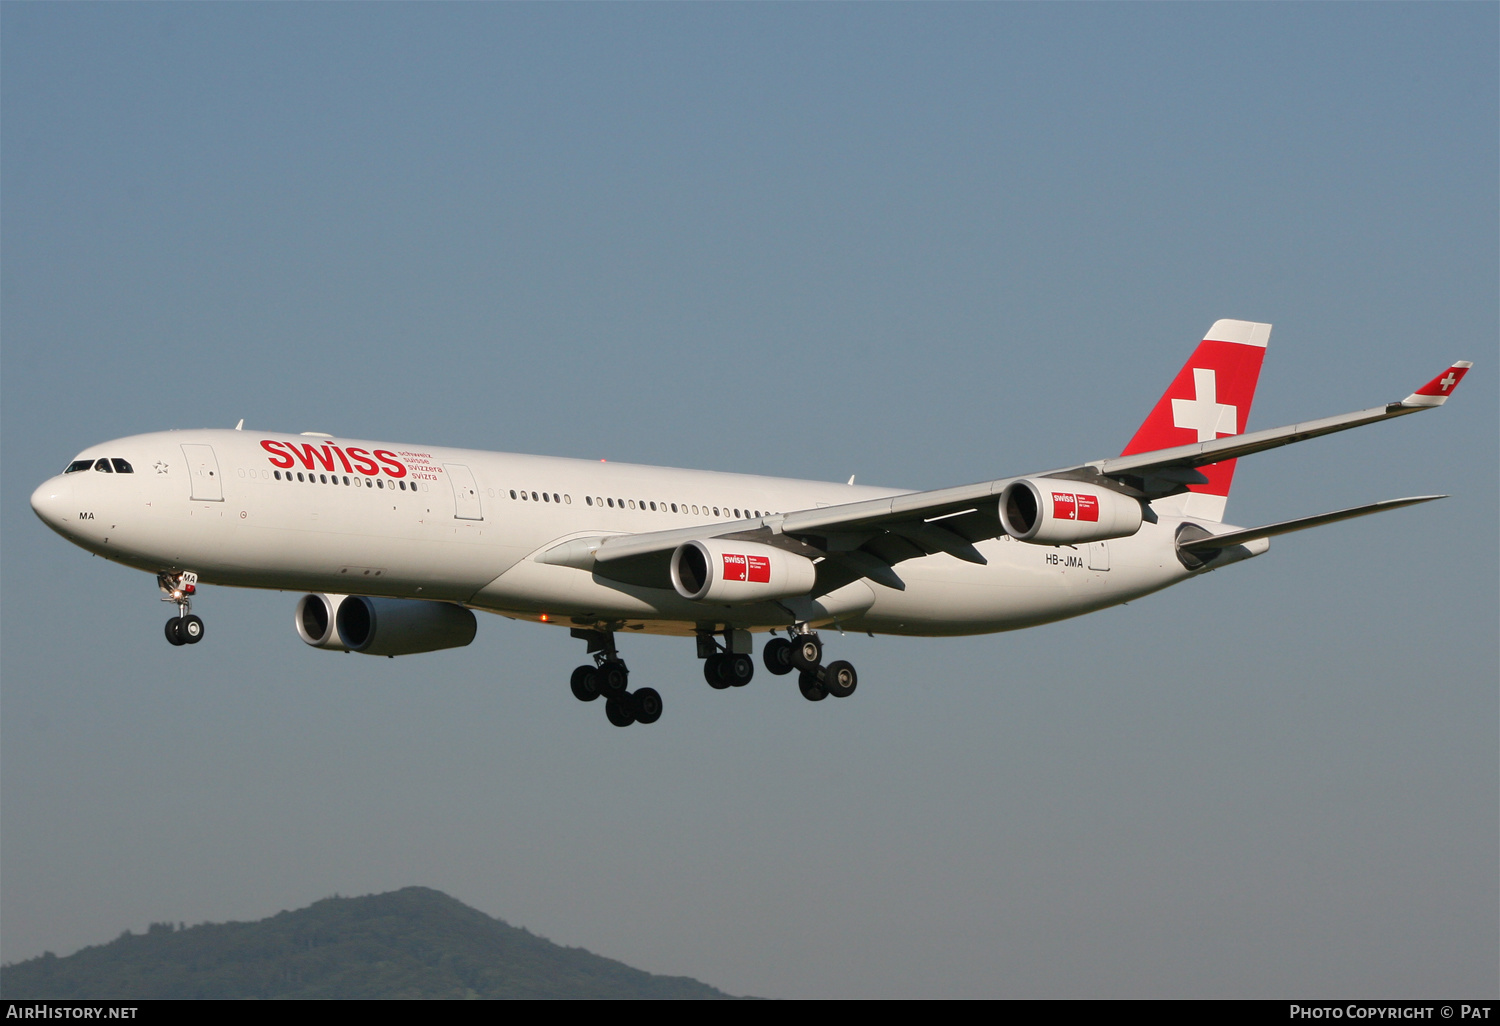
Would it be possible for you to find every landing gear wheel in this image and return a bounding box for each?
[598,661,629,698]
[763,637,795,675]
[631,687,663,725]
[605,695,637,727]
[570,665,601,703]
[704,654,732,690]
[727,653,754,687]
[180,614,205,644]
[798,669,828,702]
[790,634,822,672]
[823,660,857,698]
[164,617,186,646]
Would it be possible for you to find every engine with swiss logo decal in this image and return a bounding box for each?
[998,478,1145,545]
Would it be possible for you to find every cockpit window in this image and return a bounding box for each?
[65,460,94,474]
[94,458,114,473]
[111,459,134,474]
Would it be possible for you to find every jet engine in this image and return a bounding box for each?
[670,539,817,604]
[336,596,477,656]
[295,593,349,650]
[998,479,1144,545]
[295,593,477,656]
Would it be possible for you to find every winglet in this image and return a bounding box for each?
[1402,361,1472,407]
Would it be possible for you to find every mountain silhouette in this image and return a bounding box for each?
[0,887,743,999]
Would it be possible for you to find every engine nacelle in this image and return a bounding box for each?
[670,539,817,604]
[999,479,1144,545]
[335,596,478,656]
[296,593,476,656]
[295,593,349,651]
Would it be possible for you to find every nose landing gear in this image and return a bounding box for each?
[160,571,204,646]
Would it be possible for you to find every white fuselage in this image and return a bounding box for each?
[31,429,1235,639]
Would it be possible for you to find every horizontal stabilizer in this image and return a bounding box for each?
[1179,495,1446,551]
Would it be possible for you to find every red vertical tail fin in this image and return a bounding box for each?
[1121,319,1271,522]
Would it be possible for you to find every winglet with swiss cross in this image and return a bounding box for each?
[1401,361,1473,408]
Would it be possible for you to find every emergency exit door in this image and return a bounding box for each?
[445,464,483,520]
[180,444,224,501]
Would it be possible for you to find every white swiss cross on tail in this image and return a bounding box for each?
[1121,319,1271,522]
[1171,367,1238,442]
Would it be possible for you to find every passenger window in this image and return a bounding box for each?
[343,476,350,485]
[112,459,134,474]
[274,471,282,480]
[378,479,385,489]
[543,492,550,502]
[511,490,518,499]
[564,495,571,504]
[94,458,113,473]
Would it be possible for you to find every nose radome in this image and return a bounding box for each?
[31,477,74,532]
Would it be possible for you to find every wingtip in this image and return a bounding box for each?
[1401,362,1471,407]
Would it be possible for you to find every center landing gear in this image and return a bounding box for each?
[568,628,661,727]
[780,628,858,702]
[698,629,753,689]
[160,571,204,646]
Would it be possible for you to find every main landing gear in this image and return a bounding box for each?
[764,629,857,702]
[160,571,205,647]
[564,625,860,728]
[568,628,662,728]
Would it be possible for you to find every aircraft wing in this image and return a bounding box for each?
[539,361,1469,592]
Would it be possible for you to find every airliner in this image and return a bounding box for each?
[30,320,1470,728]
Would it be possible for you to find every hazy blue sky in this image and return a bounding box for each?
[3,4,1495,998]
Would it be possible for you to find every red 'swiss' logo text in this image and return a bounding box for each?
[1051,492,1099,522]
[722,553,771,583]
[260,439,408,478]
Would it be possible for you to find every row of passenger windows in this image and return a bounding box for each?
[270,469,421,491]
[64,454,776,518]
[508,488,773,519]
[65,458,133,474]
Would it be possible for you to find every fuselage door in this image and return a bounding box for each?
[1087,540,1110,571]
[180,444,224,501]
[445,463,483,520]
